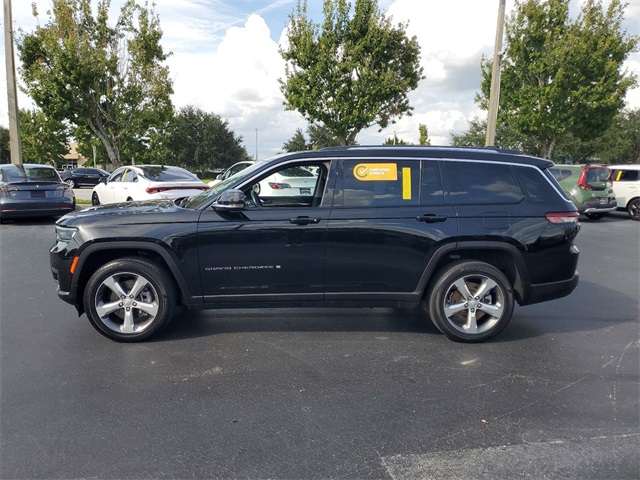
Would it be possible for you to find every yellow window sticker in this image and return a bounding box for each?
[353,163,398,181]
[402,167,412,200]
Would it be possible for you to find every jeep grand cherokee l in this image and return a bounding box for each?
[50,146,580,343]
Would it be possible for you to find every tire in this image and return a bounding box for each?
[585,213,605,220]
[91,192,100,206]
[627,199,640,221]
[427,261,514,343]
[83,257,176,342]
[65,179,76,188]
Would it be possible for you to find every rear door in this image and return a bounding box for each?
[324,157,457,301]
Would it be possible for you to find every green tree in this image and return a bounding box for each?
[383,133,409,145]
[283,128,309,152]
[306,123,342,148]
[283,123,342,152]
[418,124,431,146]
[594,108,640,164]
[165,106,250,171]
[477,0,637,159]
[18,0,174,169]
[280,0,424,145]
[19,109,70,165]
[0,127,9,162]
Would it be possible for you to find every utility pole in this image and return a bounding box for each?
[485,0,506,148]
[4,0,23,166]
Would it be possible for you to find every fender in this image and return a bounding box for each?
[71,240,202,306]
[416,240,529,303]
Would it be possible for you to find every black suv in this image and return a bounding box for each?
[50,146,580,343]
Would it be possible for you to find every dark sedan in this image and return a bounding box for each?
[59,167,109,188]
[0,164,75,223]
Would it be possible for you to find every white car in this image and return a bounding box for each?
[609,164,640,220]
[210,161,318,197]
[91,165,209,205]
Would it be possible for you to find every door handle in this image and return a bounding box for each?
[416,214,448,223]
[290,216,321,225]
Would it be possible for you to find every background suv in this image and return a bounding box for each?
[549,164,616,220]
[50,146,580,343]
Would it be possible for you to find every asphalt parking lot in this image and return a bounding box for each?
[1,212,638,479]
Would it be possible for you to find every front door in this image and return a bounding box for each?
[197,160,333,302]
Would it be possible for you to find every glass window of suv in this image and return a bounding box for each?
[444,161,524,204]
[245,162,328,208]
[341,159,420,207]
[612,169,639,182]
[422,160,445,205]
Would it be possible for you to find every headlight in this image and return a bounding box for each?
[55,225,78,243]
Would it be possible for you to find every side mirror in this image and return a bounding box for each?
[216,174,223,180]
[99,177,107,184]
[213,189,246,212]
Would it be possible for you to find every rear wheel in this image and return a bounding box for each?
[427,261,514,343]
[83,257,176,342]
[585,213,605,220]
[627,199,640,221]
[91,192,100,206]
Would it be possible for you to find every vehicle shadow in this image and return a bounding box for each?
[155,280,637,343]
[158,306,439,342]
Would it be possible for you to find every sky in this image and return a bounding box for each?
[1,0,639,161]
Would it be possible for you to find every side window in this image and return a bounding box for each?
[421,160,445,205]
[122,170,137,182]
[341,160,420,207]
[613,169,639,181]
[108,170,124,182]
[75,168,86,175]
[244,162,327,208]
[444,161,524,205]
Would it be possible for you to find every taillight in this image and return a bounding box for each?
[546,212,579,223]
[268,182,291,190]
[577,169,592,190]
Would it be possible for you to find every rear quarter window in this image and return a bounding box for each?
[443,161,524,205]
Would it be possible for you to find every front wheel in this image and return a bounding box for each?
[65,179,76,188]
[427,261,514,343]
[627,199,640,221]
[83,257,177,342]
[585,212,605,220]
[91,192,100,206]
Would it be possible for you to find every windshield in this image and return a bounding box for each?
[3,164,61,182]
[140,166,200,182]
[184,161,266,209]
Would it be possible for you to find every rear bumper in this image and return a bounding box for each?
[522,271,579,305]
[1,199,75,217]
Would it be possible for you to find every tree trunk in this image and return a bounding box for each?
[87,118,121,169]
[539,136,556,159]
